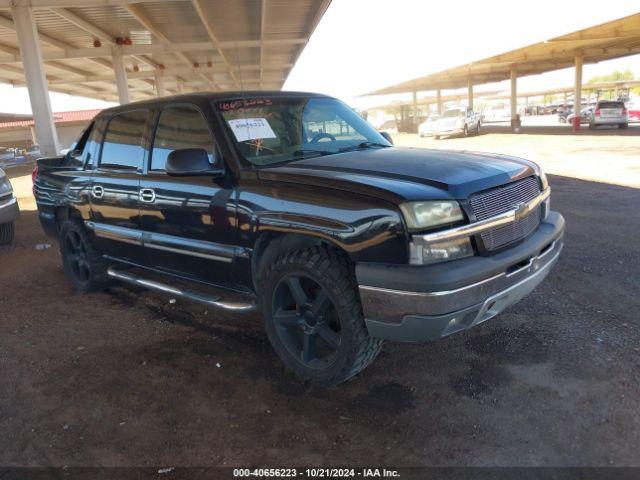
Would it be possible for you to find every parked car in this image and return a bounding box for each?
[0,147,26,167]
[33,91,564,385]
[433,108,481,139]
[589,100,628,129]
[24,144,42,162]
[558,108,573,123]
[417,114,440,137]
[626,102,640,122]
[566,107,594,125]
[0,167,19,244]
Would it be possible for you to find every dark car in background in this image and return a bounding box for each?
[33,91,564,385]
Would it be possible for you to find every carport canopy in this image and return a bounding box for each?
[362,12,640,127]
[0,0,331,155]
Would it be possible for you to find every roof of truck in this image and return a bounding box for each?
[99,90,333,116]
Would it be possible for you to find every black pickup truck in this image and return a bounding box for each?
[33,91,564,385]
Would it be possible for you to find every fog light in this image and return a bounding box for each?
[409,237,474,265]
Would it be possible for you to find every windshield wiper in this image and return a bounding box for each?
[338,142,390,153]
[292,149,333,158]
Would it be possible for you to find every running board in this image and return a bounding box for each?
[107,267,257,313]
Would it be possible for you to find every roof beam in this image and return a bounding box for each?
[190,0,239,88]
[0,0,185,7]
[124,3,213,87]
[0,38,309,64]
[30,63,292,85]
[49,7,114,42]
[0,12,113,74]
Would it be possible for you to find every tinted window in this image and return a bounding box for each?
[100,110,149,170]
[598,101,624,109]
[151,106,216,171]
[216,97,389,166]
[64,122,94,168]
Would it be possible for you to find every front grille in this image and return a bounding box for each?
[470,176,541,251]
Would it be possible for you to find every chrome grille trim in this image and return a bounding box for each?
[412,187,550,246]
[470,177,542,250]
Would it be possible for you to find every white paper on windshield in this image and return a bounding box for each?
[227,118,277,142]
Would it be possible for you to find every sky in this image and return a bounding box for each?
[0,0,638,114]
[284,0,640,109]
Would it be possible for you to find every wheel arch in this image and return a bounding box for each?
[251,231,348,290]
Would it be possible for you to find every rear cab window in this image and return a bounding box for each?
[99,110,150,171]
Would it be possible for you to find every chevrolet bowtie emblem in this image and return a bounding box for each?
[513,201,529,221]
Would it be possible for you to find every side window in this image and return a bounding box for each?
[151,106,216,171]
[100,110,149,170]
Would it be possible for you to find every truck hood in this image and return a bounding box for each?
[257,147,538,203]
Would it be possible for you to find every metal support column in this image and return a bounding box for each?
[112,46,130,104]
[573,55,583,132]
[510,68,518,130]
[436,89,442,114]
[11,5,60,157]
[467,79,473,110]
[154,70,165,97]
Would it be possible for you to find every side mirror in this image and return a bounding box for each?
[379,131,394,145]
[166,148,223,177]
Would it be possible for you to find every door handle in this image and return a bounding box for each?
[139,188,156,203]
[91,185,104,199]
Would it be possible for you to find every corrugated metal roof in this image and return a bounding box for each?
[0,0,331,102]
[363,12,640,96]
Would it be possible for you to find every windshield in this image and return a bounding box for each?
[215,96,391,166]
[442,109,462,118]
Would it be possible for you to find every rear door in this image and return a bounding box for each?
[599,101,624,118]
[88,109,150,264]
[139,104,237,288]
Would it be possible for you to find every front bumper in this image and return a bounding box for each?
[0,195,19,224]
[358,211,564,342]
[434,127,464,136]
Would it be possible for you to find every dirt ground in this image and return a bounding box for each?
[1,133,639,467]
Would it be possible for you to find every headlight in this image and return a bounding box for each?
[409,237,474,265]
[400,200,465,232]
[0,174,12,196]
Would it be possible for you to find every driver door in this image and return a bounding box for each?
[139,104,236,288]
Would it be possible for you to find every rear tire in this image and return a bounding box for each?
[59,220,111,292]
[619,123,628,129]
[0,221,14,245]
[260,245,383,386]
[434,135,440,140]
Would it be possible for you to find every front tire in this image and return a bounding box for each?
[260,246,382,385]
[619,123,628,129]
[0,221,14,245]
[59,220,110,292]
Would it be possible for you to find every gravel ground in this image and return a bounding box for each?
[0,151,639,467]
